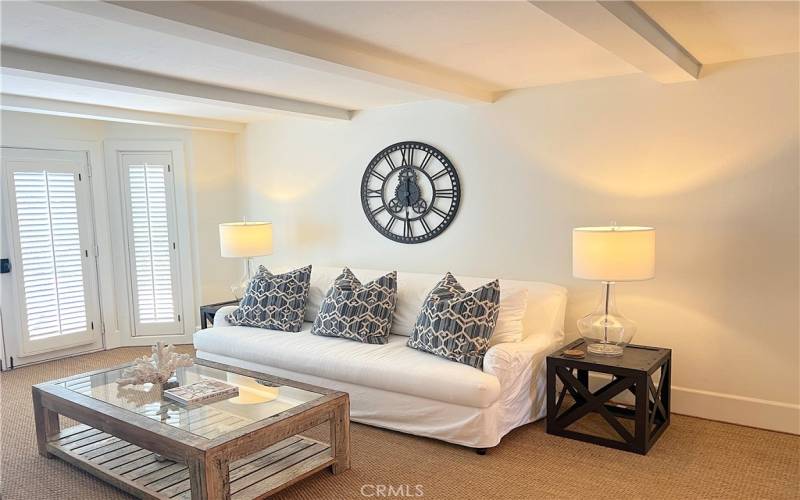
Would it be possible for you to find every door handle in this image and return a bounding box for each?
[0,259,10,273]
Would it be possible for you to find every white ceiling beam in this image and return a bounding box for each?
[45,0,495,103]
[0,47,351,121]
[0,94,245,133]
[531,0,701,83]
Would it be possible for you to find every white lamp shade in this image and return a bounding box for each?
[573,226,655,281]
[219,222,273,258]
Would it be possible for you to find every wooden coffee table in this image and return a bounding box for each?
[32,359,350,499]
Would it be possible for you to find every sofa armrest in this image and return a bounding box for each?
[483,332,563,388]
[213,306,239,327]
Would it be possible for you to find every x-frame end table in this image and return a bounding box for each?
[546,339,671,455]
[199,300,239,329]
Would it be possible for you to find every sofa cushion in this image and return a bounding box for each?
[227,265,312,332]
[407,273,501,368]
[193,323,502,408]
[304,267,565,342]
[311,268,397,344]
[490,288,528,346]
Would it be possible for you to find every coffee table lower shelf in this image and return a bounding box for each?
[48,424,334,500]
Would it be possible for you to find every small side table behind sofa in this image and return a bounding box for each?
[199,300,239,329]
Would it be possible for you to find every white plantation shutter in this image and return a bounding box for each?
[3,149,100,355]
[129,165,174,322]
[121,153,183,336]
[14,171,87,338]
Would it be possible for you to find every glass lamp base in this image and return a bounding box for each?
[587,342,624,357]
[231,257,256,299]
[578,282,636,358]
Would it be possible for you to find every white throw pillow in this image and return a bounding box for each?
[488,287,528,346]
[305,266,341,321]
[390,272,441,336]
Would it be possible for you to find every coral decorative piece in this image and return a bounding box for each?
[116,383,166,407]
[117,342,194,386]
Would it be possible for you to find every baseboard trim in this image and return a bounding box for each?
[671,385,799,435]
[587,374,799,435]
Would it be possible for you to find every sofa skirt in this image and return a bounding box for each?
[195,347,551,449]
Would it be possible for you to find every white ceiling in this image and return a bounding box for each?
[638,1,800,64]
[0,1,426,111]
[0,1,797,126]
[249,1,639,90]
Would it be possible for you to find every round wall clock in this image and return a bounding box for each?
[361,141,461,244]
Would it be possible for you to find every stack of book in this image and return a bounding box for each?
[164,378,239,405]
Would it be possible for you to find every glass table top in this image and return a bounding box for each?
[59,364,324,439]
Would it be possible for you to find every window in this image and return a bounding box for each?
[120,152,183,336]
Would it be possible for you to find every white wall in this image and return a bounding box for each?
[237,53,799,433]
[0,111,242,343]
[187,130,243,305]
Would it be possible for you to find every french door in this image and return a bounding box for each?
[118,152,184,337]
[1,148,102,360]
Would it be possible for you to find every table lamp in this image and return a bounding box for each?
[219,221,273,299]
[572,225,655,356]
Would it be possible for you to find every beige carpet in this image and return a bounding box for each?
[1,347,798,500]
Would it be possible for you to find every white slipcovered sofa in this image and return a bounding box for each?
[193,267,567,450]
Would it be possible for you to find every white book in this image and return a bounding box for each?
[164,379,239,405]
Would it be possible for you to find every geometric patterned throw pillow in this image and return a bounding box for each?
[311,268,397,344]
[407,272,501,368]
[226,265,312,332]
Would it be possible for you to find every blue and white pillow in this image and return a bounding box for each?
[311,268,397,344]
[407,272,500,368]
[227,265,312,332]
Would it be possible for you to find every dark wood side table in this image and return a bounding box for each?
[199,299,239,329]
[546,338,671,455]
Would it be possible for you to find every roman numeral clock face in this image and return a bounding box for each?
[361,141,461,244]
